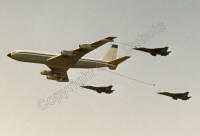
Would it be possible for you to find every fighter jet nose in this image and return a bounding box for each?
[7,53,11,58]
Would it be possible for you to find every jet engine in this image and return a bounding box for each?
[46,73,61,79]
[46,75,57,80]
[79,44,95,50]
[56,78,68,82]
[61,50,75,56]
[40,70,52,75]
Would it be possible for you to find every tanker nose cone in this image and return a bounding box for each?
[7,53,11,58]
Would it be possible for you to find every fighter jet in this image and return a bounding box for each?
[7,36,130,82]
[81,85,115,94]
[157,91,191,100]
[133,46,171,56]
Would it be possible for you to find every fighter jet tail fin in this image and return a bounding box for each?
[108,56,130,70]
[102,44,118,62]
[185,92,189,96]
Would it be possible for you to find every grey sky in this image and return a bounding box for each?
[1,0,200,136]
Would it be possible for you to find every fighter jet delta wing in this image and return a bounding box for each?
[47,36,116,65]
[157,92,174,97]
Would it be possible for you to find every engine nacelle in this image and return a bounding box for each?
[56,78,68,82]
[46,75,57,80]
[79,44,95,50]
[41,70,52,75]
[46,73,60,79]
[61,50,75,56]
